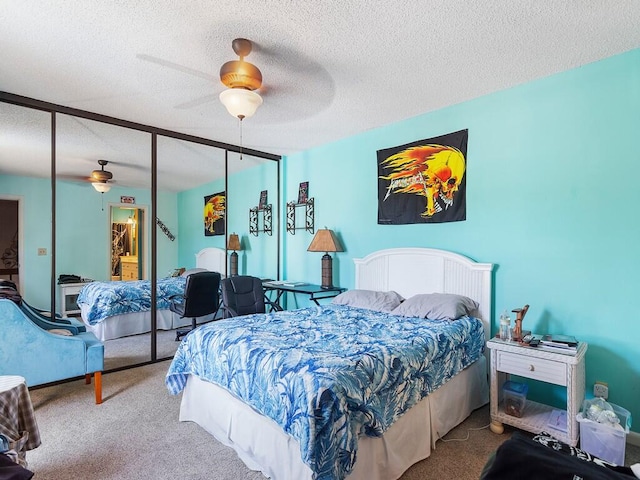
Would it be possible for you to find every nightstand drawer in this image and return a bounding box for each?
[497,351,566,386]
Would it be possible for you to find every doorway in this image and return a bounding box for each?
[0,197,20,289]
[110,205,145,281]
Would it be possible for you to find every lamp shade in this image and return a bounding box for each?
[92,182,111,193]
[227,233,241,251]
[219,88,263,119]
[307,229,343,253]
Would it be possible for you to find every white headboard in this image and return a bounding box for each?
[354,248,494,340]
[195,247,226,274]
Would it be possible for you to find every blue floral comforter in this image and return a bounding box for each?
[166,304,485,480]
[77,277,186,325]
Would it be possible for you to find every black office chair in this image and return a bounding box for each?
[171,271,221,340]
[220,275,280,318]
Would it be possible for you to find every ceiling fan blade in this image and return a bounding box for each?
[57,174,91,183]
[57,174,117,185]
[107,160,146,172]
[136,54,216,82]
[174,93,219,110]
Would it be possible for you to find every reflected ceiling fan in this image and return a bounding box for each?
[90,159,113,193]
[57,159,116,192]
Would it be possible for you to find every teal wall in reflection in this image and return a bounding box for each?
[176,159,279,280]
[0,175,52,308]
[0,174,178,308]
[176,178,226,269]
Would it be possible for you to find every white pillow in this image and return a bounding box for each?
[332,289,404,312]
[391,293,479,320]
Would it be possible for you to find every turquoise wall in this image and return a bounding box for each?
[156,190,180,277]
[176,160,279,280]
[0,175,52,308]
[282,48,640,430]
[55,182,178,283]
[177,178,226,269]
[0,175,178,307]
[227,161,279,279]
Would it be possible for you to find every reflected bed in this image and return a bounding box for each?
[77,247,226,341]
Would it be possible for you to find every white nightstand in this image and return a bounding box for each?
[487,337,587,446]
[59,282,90,317]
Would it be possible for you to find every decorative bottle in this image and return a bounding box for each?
[499,310,511,340]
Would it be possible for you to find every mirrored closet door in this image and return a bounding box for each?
[55,114,152,370]
[0,102,52,312]
[156,135,227,359]
[1,91,281,375]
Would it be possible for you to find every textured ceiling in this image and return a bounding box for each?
[2,1,640,189]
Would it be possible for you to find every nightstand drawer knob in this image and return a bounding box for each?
[529,364,535,372]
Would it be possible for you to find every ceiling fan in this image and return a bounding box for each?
[136,38,334,123]
[56,159,116,191]
[137,38,264,119]
[90,160,113,193]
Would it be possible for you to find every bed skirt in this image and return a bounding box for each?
[81,307,214,341]
[179,355,489,480]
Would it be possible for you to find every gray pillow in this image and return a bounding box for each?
[181,267,208,277]
[332,289,404,312]
[391,293,479,320]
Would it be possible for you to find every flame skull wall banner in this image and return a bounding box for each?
[204,191,225,236]
[378,129,468,225]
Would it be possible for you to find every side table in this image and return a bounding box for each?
[486,337,587,446]
[0,376,41,467]
[59,281,91,317]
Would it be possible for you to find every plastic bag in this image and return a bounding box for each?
[583,397,620,427]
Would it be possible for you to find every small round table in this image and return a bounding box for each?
[0,376,41,467]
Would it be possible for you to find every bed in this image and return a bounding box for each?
[77,247,226,341]
[166,247,494,480]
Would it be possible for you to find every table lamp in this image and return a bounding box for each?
[227,233,242,276]
[307,228,343,289]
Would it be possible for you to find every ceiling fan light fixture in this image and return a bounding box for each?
[219,60,262,90]
[219,38,264,120]
[91,159,113,182]
[219,88,263,119]
[92,182,111,193]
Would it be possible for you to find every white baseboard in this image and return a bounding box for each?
[628,431,640,447]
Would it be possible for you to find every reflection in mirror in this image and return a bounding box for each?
[227,152,279,281]
[156,136,227,359]
[55,114,152,370]
[110,206,145,280]
[1,95,281,376]
[0,102,52,311]
[157,136,227,272]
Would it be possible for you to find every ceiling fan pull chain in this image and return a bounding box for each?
[239,116,244,161]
